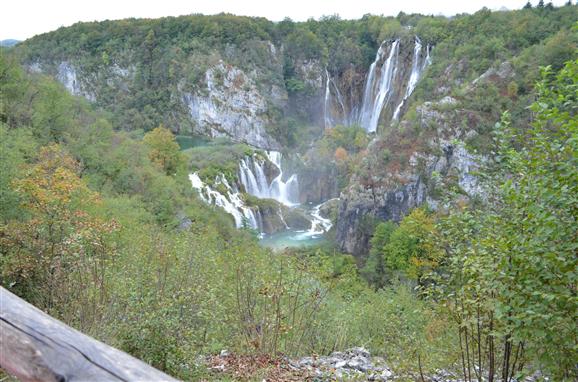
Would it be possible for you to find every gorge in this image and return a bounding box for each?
[2,6,576,380]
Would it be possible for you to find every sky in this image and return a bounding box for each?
[0,0,570,41]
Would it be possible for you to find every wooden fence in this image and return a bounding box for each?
[0,287,178,381]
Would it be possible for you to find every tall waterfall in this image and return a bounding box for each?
[238,151,300,206]
[323,37,431,132]
[324,68,348,128]
[189,173,259,230]
[392,37,432,120]
[358,40,400,133]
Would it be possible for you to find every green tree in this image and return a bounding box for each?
[1,145,118,324]
[435,60,578,381]
[362,221,396,288]
[143,125,183,175]
[384,208,442,283]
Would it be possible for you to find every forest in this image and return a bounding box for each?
[0,2,576,381]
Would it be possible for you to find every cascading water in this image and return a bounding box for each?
[266,151,299,206]
[324,68,333,128]
[358,40,400,133]
[324,68,349,128]
[189,173,259,230]
[239,151,299,206]
[392,37,432,120]
[324,37,431,132]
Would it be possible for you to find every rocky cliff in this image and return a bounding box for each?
[334,61,516,256]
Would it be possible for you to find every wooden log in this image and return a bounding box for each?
[0,287,179,381]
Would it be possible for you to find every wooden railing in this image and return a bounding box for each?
[0,287,178,381]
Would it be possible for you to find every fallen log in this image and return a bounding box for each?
[0,287,178,381]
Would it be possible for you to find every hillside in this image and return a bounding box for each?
[1,3,577,381]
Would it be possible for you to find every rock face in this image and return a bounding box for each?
[335,89,486,256]
[183,62,281,149]
[298,165,340,204]
[23,33,433,150]
[56,62,95,101]
[336,173,428,255]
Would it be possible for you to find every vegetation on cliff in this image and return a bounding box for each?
[1,4,577,381]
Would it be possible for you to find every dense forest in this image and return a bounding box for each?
[1,2,577,381]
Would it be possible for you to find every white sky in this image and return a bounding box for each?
[0,0,570,41]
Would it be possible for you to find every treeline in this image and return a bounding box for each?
[10,5,575,142]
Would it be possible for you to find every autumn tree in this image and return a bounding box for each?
[143,125,183,175]
[334,146,348,162]
[1,145,118,328]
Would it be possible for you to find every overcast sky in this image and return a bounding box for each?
[1,0,570,41]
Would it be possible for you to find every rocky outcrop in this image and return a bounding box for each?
[183,61,281,149]
[298,165,340,204]
[336,175,428,255]
[55,62,96,102]
[335,90,485,256]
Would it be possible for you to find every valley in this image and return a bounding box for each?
[1,3,576,381]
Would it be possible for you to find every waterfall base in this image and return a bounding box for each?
[259,201,335,251]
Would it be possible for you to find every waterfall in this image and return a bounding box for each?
[189,173,259,230]
[239,151,300,206]
[307,203,333,235]
[392,37,432,120]
[332,79,347,121]
[324,37,431,132]
[265,151,300,206]
[239,158,270,198]
[324,68,349,128]
[358,40,400,133]
[324,68,333,128]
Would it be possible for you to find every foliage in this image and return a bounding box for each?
[143,125,183,175]
[432,60,577,381]
[363,209,442,287]
[1,145,119,329]
[361,221,396,288]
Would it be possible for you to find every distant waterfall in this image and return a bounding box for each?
[324,68,333,129]
[324,68,348,128]
[392,37,432,120]
[324,37,431,132]
[358,40,400,133]
[238,151,300,206]
[189,173,259,230]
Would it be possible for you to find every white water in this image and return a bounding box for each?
[191,155,337,248]
[324,37,432,132]
[324,68,333,128]
[239,151,299,206]
[324,68,349,128]
[306,202,333,236]
[392,37,431,120]
[189,173,259,230]
[262,200,336,248]
[358,40,400,133]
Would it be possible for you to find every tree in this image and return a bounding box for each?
[334,147,348,162]
[384,208,442,283]
[362,221,396,288]
[537,0,545,7]
[523,1,532,9]
[1,145,118,325]
[143,125,183,175]
[435,60,578,381]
